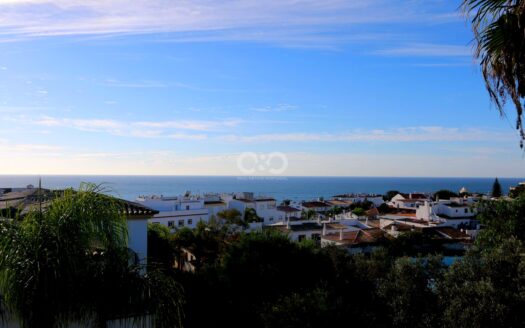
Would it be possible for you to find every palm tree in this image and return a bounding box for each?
[462,0,525,147]
[0,184,183,328]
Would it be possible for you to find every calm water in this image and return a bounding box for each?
[0,175,523,202]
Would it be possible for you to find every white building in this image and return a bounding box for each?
[136,194,211,230]
[276,205,302,223]
[300,201,331,213]
[389,193,429,209]
[121,201,158,267]
[267,214,370,242]
[228,192,279,225]
[203,193,228,218]
[416,198,477,228]
[332,193,385,207]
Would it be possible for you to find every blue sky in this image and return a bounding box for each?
[0,0,523,177]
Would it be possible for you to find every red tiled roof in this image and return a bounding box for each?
[433,227,471,240]
[277,205,301,213]
[365,208,379,217]
[382,222,416,232]
[302,201,329,208]
[326,200,353,206]
[323,228,386,245]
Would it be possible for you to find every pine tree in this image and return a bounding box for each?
[491,178,502,198]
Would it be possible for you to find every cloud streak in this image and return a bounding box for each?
[373,43,472,57]
[0,0,459,47]
[33,115,241,139]
[219,127,514,143]
[23,114,516,145]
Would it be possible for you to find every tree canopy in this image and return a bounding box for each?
[462,0,525,147]
[0,184,183,328]
[492,177,503,197]
[434,189,458,200]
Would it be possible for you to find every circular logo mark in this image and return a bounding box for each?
[237,152,288,175]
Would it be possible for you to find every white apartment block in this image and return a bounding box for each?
[136,193,223,230]
[228,192,280,225]
[416,198,477,228]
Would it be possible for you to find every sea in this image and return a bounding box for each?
[0,175,523,202]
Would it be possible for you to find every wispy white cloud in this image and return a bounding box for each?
[0,0,458,47]
[32,115,240,139]
[252,104,298,113]
[134,119,241,131]
[0,138,63,152]
[373,43,471,57]
[219,126,514,143]
[103,79,168,88]
[26,116,518,144]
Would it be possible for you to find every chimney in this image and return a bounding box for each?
[339,228,343,241]
[409,193,413,199]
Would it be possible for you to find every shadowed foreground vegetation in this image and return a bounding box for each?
[147,195,525,328]
[1,185,525,328]
[0,184,183,328]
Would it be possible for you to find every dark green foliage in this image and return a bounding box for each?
[462,0,525,146]
[258,288,330,328]
[434,189,458,200]
[352,207,365,216]
[492,178,503,197]
[0,184,183,328]
[147,224,175,270]
[218,232,331,325]
[377,202,392,214]
[178,195,525,328]
[379,256,444,328]
[301,209,316,220]
[440,238,525,328]
[475,195,525,248]
[350,200,374,211]
[244,207,262,223]
[5,186,525,328]
[216,208,245,227]
[326,205,344,217]
[384,190,400,201]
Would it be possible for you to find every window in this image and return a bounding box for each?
[464,208,468,213]
[311,234,321,241]
[269,217,273,222]
[186,205,190,210]
[168,221,175,228]
[178,219,184,227]
[298,235,306,242]
[188,219,193,225]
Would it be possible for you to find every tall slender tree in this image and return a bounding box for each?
[492,177,503,197]
[462,0,525,147]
